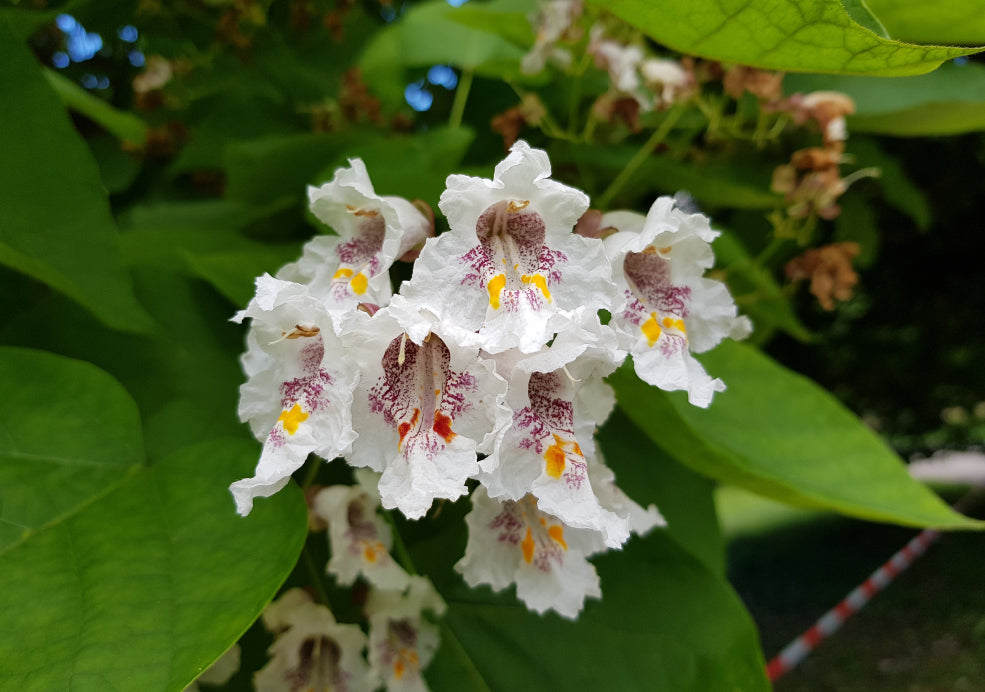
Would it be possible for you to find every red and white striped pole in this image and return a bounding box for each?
[765,527,941,681]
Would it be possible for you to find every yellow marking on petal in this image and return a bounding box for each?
[284,324,320,339]
[333,268,354,280]
[364,544,378,563]
[350,272,368,295]
[346,204,379,217]
[507,200,530,212]
[521,274,552,303]
[544,438,566,479]
[662,316,686,333]
[521,527,535,563]
[548,524,567,550]
[658,246,673,255]
[278,404,309,435]
[487,273,506,309]
[394,660,405,679]
[641,313,663,347]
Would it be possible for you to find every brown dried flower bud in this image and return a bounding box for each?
[785,242,861,310]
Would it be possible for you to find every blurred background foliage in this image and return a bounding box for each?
[2,0,985,689]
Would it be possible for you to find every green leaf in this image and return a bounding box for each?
[848,137,931,229]
[0,438,307,692]
[839,0,889,38]
[866,0,985,45]
[43,68,149,144]
[446,0,538,49]
[588,0,982,76]
[311,126,477,204]
[0,268,247,457]
[610,341,983,529]
[834,193,880,268]
[223,132,367,206]
[598,408,725,576]
[0,347,144,550]
[429,532,768,692]
[0,20,154,333]
[557,143,778,210]
[715,231,813,341]
[120,201,301,306]
[785,62,985,135]
[359,0,528,107]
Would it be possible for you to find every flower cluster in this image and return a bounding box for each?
[231,141,749,627]
[254,578,444,692]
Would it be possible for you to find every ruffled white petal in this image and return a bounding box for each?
[366,577,446,692]
[603,197,750,407]
[400,140,616,354]
[256,595,374,692]
[312,471,411,590]
[456,487,603,619]
[342,305,510,519]
[230,274,358,515]
[479,312,630,547]
[277,159,429,312]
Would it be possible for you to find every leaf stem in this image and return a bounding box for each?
[596,103,685,209]
[382,510,418,575]
[300,456,321,491]
[302,543,331,605]
[43,68,148,144]
[449,67,474,129]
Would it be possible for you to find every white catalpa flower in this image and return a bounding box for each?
[341,304,510,519]
[366,577,446,692]
[261,587,316,634]
[589,25,644,94]
[604,198,751,407]
[640,58,690,105]
[479,313,630,547]
[400,140,617,353]
[277,159,430,312]
[456,486,603,619]
[256,594,374,692]
[230,274,359,516]
[520,0,582,75]
[312,469,411,590]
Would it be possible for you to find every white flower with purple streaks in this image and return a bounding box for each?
[255,593,374,692]
[366,577,446,692]
[456,487,603,619]
[400,140,617,353]
[342,306,509,520]
[479,313,630,547]
[277,158,430,312]
[312,469,410,590]
[604,198,752,407]
[231,274,358,516]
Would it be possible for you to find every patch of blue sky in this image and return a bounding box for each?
[427,65,458,90]
[405,81,434,112]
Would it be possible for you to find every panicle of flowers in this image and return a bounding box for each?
[230,140,748,660]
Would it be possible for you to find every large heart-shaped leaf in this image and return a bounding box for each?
[866,0,985,45]
[786,62,985,136]
[0,20,153,333]
[588,0,981,76]
[0,347,144,550]
[0,347,307,690]
[598,408,725,576]
[610,341,982,529]
[427,532,768,692]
